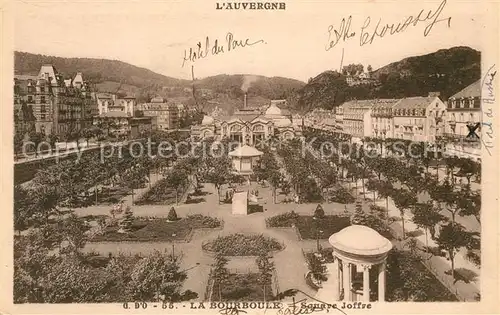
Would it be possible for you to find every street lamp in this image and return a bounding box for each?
[312,216,322,252]
[171,233,177,260]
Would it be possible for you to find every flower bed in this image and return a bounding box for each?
[266,213,351,240]
[202,234,283,256]
[91,215,222,242]
[211,273,274,301]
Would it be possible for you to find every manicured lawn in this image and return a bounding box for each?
[296,215,351,239]
[211,273,274,301]
[91,215,222,242]
[202,234,283,256]
[266,212,351,240]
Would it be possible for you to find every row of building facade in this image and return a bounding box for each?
[304,80,481,160]
[14,64,184,139]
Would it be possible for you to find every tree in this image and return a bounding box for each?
[366,178,379,205]
[457,187,481,224]
[167,207,178,221]
[128,250,191,302]
[119,206,134,233]
[367,65,373,73]
[391,188,417,239]
[201,156,234,203]
[211,253,229,301]
[268,170,283,204]
[256,252,275,303]
[14,185,36,235]
[47,134,59,153]
[14,133,25,155]
[436,223,470,279]
[376,180,393,221]
[121,167,147,205]
[411,202,445,246]
[29,131,44,157]
[164,167,189,205]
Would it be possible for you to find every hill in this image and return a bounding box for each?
[14,51,189,89]
[290,46,481,112]
[14,52,305,109]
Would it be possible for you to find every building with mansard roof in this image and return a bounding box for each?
[444,80,481,160]
[14,65,98,137]
[392,94,446,143]
[191,96,301,144]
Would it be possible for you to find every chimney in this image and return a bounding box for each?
[428,91,441,98]
[244,93,247,109]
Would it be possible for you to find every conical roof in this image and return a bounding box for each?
[228,145,263,157]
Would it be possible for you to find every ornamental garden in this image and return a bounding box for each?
[14,128,481,303]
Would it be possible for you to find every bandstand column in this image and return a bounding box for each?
[362,265,370,302]
[333,258,340,300]
[342,262,351,301]
[337,258,343,299]
[378,261,386,302]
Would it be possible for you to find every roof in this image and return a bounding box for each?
[371,99,400,110]
[340,99,374,109]
[449,80,481,99]
[229,145,264,157]
[393,96,437,110]
[73,72,84,85]
[328,225,392,256]
[38,65,58,85]
[100,111,129,118]
[96,93,113,99]
[14,74,38,81]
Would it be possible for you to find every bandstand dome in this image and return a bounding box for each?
[265,103,282,116]
[329,225,392,256]
[228,144,263,157]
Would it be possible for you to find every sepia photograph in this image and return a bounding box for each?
[2,0,499,313]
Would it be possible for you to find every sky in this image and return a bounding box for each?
[13,0,488,82]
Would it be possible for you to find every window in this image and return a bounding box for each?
[469,98,474,108]
[460,99,465,108]
[41,114,46,120]
[40,105,46,112]
[28,96,33,102]
[41,96,46,103]
[40,87,45,93]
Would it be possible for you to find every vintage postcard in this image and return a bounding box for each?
[1,0,499,314]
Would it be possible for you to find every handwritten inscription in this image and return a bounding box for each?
[182,33,265,67]
[325,0,451,50]
[481,64,496,156]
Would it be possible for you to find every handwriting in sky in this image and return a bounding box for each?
[182,33,265,67]
[481,64,496,156]
[325,0,451,51]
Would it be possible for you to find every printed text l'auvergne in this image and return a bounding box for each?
[216,2,286,10]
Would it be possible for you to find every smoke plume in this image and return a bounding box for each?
[241,75,259,92]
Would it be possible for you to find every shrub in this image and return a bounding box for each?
[313,204,325,219]
[203,234,283,256]
[118,207,134,233]
[167,207,178,221]
[329,188,355,204]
